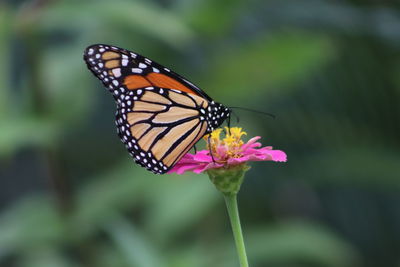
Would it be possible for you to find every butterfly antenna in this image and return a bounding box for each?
[228,110,231,128]
[225,111,233,135]
[229,106,276,119]
[230,109,240,123]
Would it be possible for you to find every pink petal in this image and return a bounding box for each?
[169,163,198,174]
[241,136,261,150]
[194,162,224,173]
[227,157,250,165]
[264,149,287,162]
[193,151,212,162]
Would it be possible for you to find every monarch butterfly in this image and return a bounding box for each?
[83,44,230,174]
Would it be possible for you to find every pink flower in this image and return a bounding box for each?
[169,127,287,174]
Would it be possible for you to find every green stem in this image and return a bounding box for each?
[224,194,249,267]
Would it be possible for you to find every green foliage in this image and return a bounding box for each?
[0,196,68,267]
[37,1,194,48]
[106,217,165,267]
[1,0,399,266]
[207,33,335,101]
[247,221,359,267]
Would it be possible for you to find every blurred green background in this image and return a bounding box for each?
[1,0,399,266]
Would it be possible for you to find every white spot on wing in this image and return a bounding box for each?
[132,68,143,73]
[121,59,128,66]
[112,68,121,77]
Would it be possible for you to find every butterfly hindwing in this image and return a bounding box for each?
[115,87,209,174]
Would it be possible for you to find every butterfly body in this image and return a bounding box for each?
[84,44,229,174]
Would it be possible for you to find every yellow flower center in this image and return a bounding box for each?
[204,127,247,161]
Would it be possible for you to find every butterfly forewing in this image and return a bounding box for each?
[83,44,230,174]
[83,44,211,100]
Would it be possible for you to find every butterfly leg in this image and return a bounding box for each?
[207,135,216,163]
[193,144,197,154]
[227,110,232,135]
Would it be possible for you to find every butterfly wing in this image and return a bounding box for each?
[83,44,212,101]
[115,87,209,173]
[83,44,229,174]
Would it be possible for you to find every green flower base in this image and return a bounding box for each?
[207,164,251,196]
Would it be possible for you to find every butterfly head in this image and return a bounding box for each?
[205,101,230,133]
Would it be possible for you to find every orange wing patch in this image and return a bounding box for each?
[105,60,120,69]
[131,123,150,139]
[124,75,152,90]
[147,73,198,95]
[138,127,168,151]
[152,107,198,124]
[124,73,198,95]
[140,91,172,105]
[162,120,205,166]
[127,112,153,126]
[102,51,120,60]
[123,73,197,95]
[133,101,166,112]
